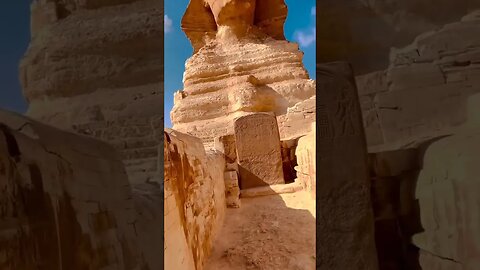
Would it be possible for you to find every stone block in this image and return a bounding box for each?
[376,82,477,145]
[224,171,241,208]
[413,130,480,268]
[388,63,445,92]
[316,62,378,270]
[356,70,388,96]
[225,162,238,172]
[234,113,284,189]
[213,134,237,163]
[369,149,419,177]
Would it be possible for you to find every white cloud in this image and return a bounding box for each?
[311,7,316,16]
[294,27,316,48]
[164,14,173,33]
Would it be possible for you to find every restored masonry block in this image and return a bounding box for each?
[295,122,316,200]
[316,62,378,270]
[234,113,285,189]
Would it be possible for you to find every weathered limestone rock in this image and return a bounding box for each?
[368,149,423,270]
[319,0,480,75]
[316,62,378,269]
[280,138,299,183]
[224,171,241,208]
[277,95,316,140]
[164,129,226,270]
[356,71,388,146]
[21,0,163,185]
[412,93,480,270]
[414,132,480,269]
[234,113,284,189]
[182,0,287,53]
[213,134,237,163]
[295,123,316,200]
[131,182,164,270]
[172,0,315,145]
[0,110,154,269]
[357,11,480,151]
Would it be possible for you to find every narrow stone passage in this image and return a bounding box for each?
[205,191,316,270]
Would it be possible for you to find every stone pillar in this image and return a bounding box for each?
[316,62,379,269]
[295,122,316,200]
[234,113,284,189]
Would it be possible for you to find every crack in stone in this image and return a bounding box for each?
[421,249,463,265]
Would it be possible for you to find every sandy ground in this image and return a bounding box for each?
[205,191,316,270]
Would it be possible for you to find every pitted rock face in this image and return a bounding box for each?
[23,0,162,103]
[21,0,163,185]
[234,113,285,189]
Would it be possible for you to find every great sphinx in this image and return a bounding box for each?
[171,0,316,146]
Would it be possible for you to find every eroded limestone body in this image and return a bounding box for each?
[172,0,315,146]
[295,123,316,200]
[21,0,163,185]
[164,129,226,270]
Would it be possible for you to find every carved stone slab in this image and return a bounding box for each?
[316,62,379,270]
[234,113,285,189]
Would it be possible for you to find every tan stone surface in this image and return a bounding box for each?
[225,171,241,208]
[413,130,480,270]
[412,93,480,270]
[295,123,316,200]
[21,0,163,185]
[205,191,315,270]
[356,71,388,146]
[357,12,480,151]
[318,0,480,75]
[316,62,378,270]
[0,110,153,269]
[277,95,316,140]
[164,129,226,270]
[213,134,237,163]
[131,182,164,270]
[172,0,315,145]
[234,113,284,189]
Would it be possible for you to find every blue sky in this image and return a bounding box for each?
[164,0,316,127]
[0,1,30,113]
